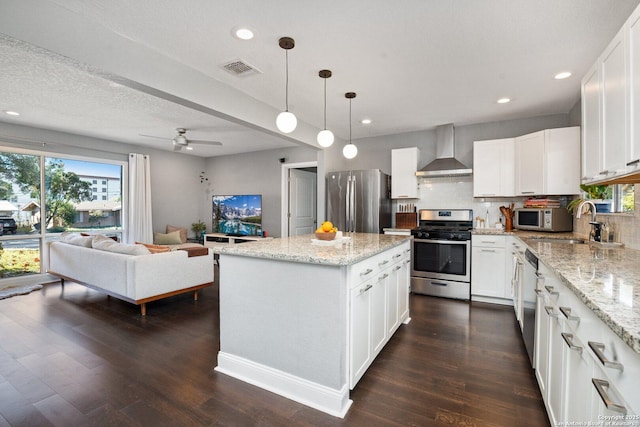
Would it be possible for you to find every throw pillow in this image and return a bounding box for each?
[136,242,170,254]
[92,234,151,255]
[153,230,183,245]
[166,224,187,243]
[60,231,94,248]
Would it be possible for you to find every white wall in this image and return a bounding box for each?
[204,145,319,237]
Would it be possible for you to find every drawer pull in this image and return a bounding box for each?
[360,268,373,276]
[592,378,627,414]
[405,259,411,264]
[559,306,580,324]
[359,284,373,295]
[378,260,389,267]
[394,265,402,271]
[561,332,582,354]
[481,249,496,253]
[544,306,558,318]
[545,285,559,296]
[588,341,624,371]
[534,289,543,296]
[378,273,389,281]
[393,253,403,259]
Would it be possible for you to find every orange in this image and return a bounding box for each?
[321,221,333,232]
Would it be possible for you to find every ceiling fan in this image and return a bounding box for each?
[140,128,223,151]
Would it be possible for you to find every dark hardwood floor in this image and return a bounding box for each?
[0,281,549,426]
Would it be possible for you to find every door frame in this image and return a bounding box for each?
[280,161,318,237]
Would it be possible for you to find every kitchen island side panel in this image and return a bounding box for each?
[218,254,347,390]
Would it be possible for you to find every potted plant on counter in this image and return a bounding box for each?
[567,184,613,213]
[191,220,207,243]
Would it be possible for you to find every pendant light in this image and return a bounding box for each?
[317,70,334,147]
[342,92,358,159]
[276,37,297,133]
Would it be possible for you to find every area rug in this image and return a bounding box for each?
[0,283,43,300]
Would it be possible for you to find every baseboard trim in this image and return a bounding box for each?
[215,352,352,418]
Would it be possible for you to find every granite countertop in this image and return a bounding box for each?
[473,228,640,354]
[212,232,411,266]
[523,238,640,354]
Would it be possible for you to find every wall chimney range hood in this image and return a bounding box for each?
[416,123,472,177]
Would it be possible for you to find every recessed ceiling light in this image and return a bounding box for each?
[233,27,254,40]
[361,118,372,125]
[497,98,511,104]
[554,71,572,80]
[4,110,20,116]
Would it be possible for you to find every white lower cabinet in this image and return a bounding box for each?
[348,241,411,388]
[535,262,639,424]
[471,235,511,304]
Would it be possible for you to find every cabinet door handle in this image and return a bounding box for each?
[535,289,543,296]
[360,268,373,276]
[545,285,559,296]
[480,249,496,253]
[378,260,389,267]
[544,306,558,318]
[520,191,535,194]
[626,158,640,167]
[559,306,580,323]
[561,332,583,354]
[359,284,373,295]
[393,253,403,259]
[378,273,389,281]
[588,341,624,371]
[599,170,610,175]
[592,378,627,415]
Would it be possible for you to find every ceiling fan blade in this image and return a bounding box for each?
[139,133,171,141]
[188,140,223,146]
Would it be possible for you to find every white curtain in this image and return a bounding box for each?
[126,153,153,243]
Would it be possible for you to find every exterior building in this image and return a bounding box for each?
[78,174,121,201]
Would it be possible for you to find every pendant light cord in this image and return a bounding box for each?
[323,78,327,130]
[349,98,352,144]
[285,49,289,112]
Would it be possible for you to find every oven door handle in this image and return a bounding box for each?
[413,238,469,245]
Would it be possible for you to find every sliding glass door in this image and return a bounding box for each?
[0,149,124,280]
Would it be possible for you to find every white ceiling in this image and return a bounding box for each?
[0,0,639,157]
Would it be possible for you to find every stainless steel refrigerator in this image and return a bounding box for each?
[326,169,391,233]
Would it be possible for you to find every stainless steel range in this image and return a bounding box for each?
[410,209,473,300]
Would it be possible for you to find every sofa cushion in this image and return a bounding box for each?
[92,234,151,255]
[154,230,183,245]
[136,242,171,254]
[166,225,187,243]
[60,231,94,248]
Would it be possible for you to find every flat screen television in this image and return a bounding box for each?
[212,194,262,236]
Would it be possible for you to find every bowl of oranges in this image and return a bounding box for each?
[315,221,338,240]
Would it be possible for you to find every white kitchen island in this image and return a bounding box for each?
[212,233,412,417]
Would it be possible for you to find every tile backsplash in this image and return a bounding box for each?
[395,176,639,250]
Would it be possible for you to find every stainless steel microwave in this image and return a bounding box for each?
[514,208,573,232]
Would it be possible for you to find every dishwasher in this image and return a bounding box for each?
[521,249,538,367]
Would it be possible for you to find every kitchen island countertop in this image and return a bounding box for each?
[211,232,411,266]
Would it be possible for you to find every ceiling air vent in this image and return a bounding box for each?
[220,59,262,77]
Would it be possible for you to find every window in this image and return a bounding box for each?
[615,184,634,213]
[102,195,107,200]
[102,188,106,192]
[92,187,97,192]
[92,179,97,184]
[92,195,97,200]
[102,180,107,185]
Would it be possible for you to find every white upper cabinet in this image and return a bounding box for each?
[545,127,581,195]
[601,29,628,177]
[473,138,514,197]
[581,2,640,183]
[581,63,602,182]
[627,7,640,172]
[515,127,580,196]
[391,147,419,199]
[515,131,545,196]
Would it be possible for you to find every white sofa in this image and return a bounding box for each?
[48,238,214,315]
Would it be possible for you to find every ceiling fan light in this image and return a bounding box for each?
[317,129,334,147]
[343,143,358,159]
[277,111,297,133]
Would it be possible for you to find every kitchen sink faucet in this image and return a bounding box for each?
[575,200,602,242]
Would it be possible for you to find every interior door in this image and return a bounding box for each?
[289,168,317,235]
